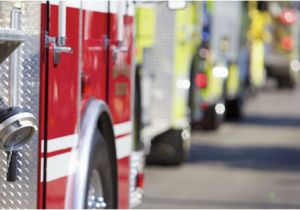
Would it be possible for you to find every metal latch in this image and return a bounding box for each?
[53,36,73,64]
[45,1,73,65]
[45,35,73,65]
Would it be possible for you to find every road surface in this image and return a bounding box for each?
[139,85,300,208]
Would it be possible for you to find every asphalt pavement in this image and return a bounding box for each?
[139,84,300,208]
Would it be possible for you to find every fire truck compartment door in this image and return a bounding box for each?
[43,2,81,208]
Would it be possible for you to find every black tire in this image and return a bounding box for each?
[225,97,243,119]
[134,65,143,150]
[84,129,117,209]
[202,105,221,130]
[146,129,189,166]
[277,76,295,89]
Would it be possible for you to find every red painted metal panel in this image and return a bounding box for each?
[108,14,134,124]
[45,5,80,208]
[108,10,134,208]
[39,3,135,208]
[47,5,79,140]
[45,177,68,209]
[117,157,130,208]
[81,10,108,104]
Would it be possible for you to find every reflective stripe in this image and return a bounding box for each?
[41,123,132,182]
[110,1,135,16]
[49,0,81,9]
[41,134,78,153]
[116,135,132,159]
[48,1,134,15]
[41,152,73,182]
[127,1,135,16]
[50,1,108,12]
[81,1,108,12]
[109,1,118,13]
[114,121,132,137]
[41,134,77,182]
[41,134,131,182]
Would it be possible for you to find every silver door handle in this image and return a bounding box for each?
[113,45,128,54]
[53,43,73,64]
[52,1,73,65]
[119,46,128,52]
[112,44,128,62]
[54,45,73,54]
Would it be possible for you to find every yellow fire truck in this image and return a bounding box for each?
[265,1,299,88]
[135,2,201,165]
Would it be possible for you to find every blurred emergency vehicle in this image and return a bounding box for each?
[190,1,274,123]
[135,1,199,165]
[189,1,227,129]
[265,1,300,88]
[211,1,250,119]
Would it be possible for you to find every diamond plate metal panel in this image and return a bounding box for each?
[0,2,41,208]
[143,3,175,126]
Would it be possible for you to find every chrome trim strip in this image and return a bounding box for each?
[41,134,77,153]
[113,121,132,137]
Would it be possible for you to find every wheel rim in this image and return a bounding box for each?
[86,169,107,209]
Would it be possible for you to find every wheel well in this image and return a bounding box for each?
[97,112,118,207]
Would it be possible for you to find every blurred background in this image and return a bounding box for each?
[134,1,300,208]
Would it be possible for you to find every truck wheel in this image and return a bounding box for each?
[147,129,189,166]
[85,129,117,209]
[225,97,243,119]
[277,76,295,89]
[202,105,221,130]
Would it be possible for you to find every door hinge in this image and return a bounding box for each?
[45,33,56,49]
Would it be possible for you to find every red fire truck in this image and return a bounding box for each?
[0,1,143,209]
